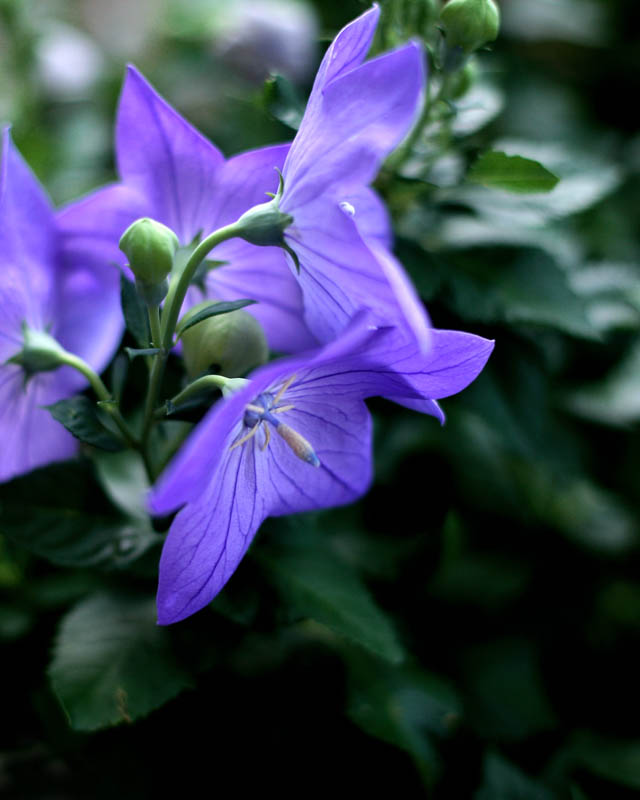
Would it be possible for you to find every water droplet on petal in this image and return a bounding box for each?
[339,201,355,217]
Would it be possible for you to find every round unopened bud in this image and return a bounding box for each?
[180,303,269,379]
[440,0,500,53]
[119,217,179,285]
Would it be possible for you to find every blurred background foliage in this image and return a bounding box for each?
[1,0,640,796]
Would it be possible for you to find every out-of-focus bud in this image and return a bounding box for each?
[119,218,179,305]
[180,303,269,379]
[213,0,318,84]
[440,0,500,53]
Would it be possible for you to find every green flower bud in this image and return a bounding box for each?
[7,324,69,376]
[119,217,179,286]
[233,170,300,271]
[180,302,269,379]
[440,0,500,53]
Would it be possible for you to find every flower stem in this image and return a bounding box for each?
[59,352,138,449]
[138,221,245,465]
[148,304,162,348]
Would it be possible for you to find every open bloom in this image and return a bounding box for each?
[0,129,123,482]
[59,4,429,354]
[150,315,494,624]
[57,67,314,354]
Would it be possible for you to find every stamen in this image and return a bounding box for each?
[276,423,320,467]
[230,423,260,451]
[273,404,295,414]
[273,374,296,405]
[260,424,271,451]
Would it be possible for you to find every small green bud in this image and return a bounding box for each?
[235,171,293,247]
[233,170,300,271]
[119,217,179,286]
[181,302,269,379]
[7,324,69,376]
[440,0,500,53]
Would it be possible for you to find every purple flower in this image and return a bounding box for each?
[58,68,315,354]
[276,4,428,345]
[61,5,429,353]
[149,315,494,624]
[0,129,123,482]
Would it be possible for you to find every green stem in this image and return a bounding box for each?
[138,221,245,463]
[160,222,244,351]
[148,304,162,348]
[60,352,138,449]
[156,374,248,418]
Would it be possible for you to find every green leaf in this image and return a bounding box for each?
[347,654,461,788]
[474,752,556,800]
[462,639,556,741]
[468,151,560,194]
[120,271,150,347]
[49,591,192,730]
[0,462,158,569]
[91,450,149,521]
[46,395,124,452]
[568,734,640,791]
[566,341,640,426]
[259,533,403,663]
[175,298,257,339]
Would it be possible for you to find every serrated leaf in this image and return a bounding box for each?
[46,395,124,452]
[259,538,403,663]
[468,151,559,194]
[570,734,640,791]
[175,299,256,339]
[0,462,158,568]
[120,271,150,347]
[49,591,192,730]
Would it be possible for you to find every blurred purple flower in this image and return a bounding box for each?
[0,129,123,482]
[150,315,494,624]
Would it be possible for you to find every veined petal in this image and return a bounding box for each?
[116,66,224,244]
[339,186,392,249]
[202,238,318,354]
[0,366,78,483]
[285,199,430,349]
[0,129,56,355]
[57,183,147,272]
[208,143,290,229]
[375,327,495,400]
[308,5,379,98]
[282,42,424,210]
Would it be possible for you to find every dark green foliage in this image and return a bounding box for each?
[46,396,124,451]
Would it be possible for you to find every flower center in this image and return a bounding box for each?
[229,376,320,467]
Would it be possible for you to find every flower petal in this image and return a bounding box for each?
[0,129,56,356]
[203,238,318,353]
[0,367,78,483]
[116,65,224,244]
[208,143,290,228]
[282,41,424,209]
[285,199,430,348]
